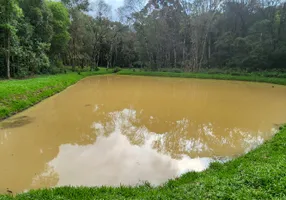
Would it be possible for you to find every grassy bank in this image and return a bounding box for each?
[1,69,286,199]
[118,69,286,85]
[0,69,111,120]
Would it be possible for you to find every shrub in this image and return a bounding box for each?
[113,67,122,73]
[170,68,183,73]
[160,68,183,73]
[50,67,62,75]
[133,61,144,69]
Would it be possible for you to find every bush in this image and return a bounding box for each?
[38,53,51,74]
[50,67,62,75]
[256,69,286,78]
[230,72,243,76]
[133,61,144,69]
[75,66,90,72]
[201,68,249,76]
[205,68,224,74]
[170,68,183,73]
[160,68,168,72]
[89,66,99,71]
[160,68,183,73]
[113,67,122,73]
[55,60,64,69]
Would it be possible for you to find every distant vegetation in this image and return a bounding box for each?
[1,0,286,79]
[118,69,286,85]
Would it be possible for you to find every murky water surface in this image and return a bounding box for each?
[1,75,286,193]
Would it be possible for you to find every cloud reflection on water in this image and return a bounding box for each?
[37,108,271,187]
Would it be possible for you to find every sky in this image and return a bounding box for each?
[104,0,124,9]
[89,0,125,20]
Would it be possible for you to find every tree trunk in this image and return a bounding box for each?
[6,31,11,79]
[144,36,152,66]
[199,30,209,71]
[114,44,118,67]
[92,43,97,71]
[107,43,113,69]
[72,38,76,72]
[97,53,100,67]
[174,47,177,68]
[183,39,186,61]
[208,33,211,68]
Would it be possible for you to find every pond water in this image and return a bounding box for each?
[1,75,286,193]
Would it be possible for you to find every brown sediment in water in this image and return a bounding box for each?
[1,75,286,194]
[0,116,34,129]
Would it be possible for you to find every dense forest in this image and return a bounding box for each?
[1,0,286,78]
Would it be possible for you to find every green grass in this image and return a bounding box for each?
[0,69,112,120]
[1,69,286,199]
[118,69,286,85]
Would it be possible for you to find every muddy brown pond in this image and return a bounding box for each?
[1,75,286,193]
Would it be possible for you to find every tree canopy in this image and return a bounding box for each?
[1,0,286,78]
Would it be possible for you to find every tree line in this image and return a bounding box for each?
[1,0,286,78]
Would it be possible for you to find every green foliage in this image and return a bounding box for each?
[47,1,70,58]
[117,69,286,85]
[0,0,71,78]
[61,0,89,11]
[112,67,122,73]
[0,0,23,78]
[1,0,286,78]
[160,68,183,73]
[210,2,286,71]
